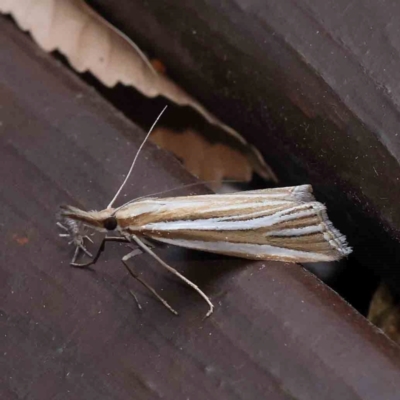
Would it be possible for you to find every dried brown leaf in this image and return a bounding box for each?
[368,283,400,344]
[0,0,276,183]
[151,128,252,189]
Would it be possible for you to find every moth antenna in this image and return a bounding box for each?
[107,105,168,209]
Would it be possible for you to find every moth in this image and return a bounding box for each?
[58,107,351,317]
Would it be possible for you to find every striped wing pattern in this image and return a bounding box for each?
[116,185,351,262]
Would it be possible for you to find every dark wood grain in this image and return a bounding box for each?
[87,0,400,294]
[1,16,400,400]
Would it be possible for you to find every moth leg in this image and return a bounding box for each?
[57,223,94,244]
[56,222,69,232]
[76,243,93,260]
[131,235,214,318]
[71,245,81,265]
[122,249,178,315]
[129,290,142,311]
[139,237,156,248]
[71,236,129,268]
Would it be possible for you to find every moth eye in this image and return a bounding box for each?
[103,216,118,231]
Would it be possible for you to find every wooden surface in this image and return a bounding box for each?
[87,0,400,294]
[2,15,400,400]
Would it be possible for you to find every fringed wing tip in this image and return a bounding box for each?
[320,212,352,259]
[327,225,352,258]
[298,191,351,260]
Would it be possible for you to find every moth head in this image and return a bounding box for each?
[58,205,119,233]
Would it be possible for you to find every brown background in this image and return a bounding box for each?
[2,2,400,398]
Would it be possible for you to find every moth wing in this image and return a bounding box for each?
[119,189,351,263]
[227,184,315,202]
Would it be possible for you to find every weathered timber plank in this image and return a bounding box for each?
[1,15,400,400]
